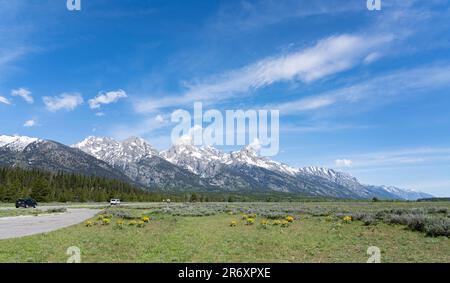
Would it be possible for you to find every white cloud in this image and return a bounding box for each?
[335,159,353,167]
[89,89,127,109]
[248,138,263,152]
[211,0,360,33]
[95,112,105,117]
[154,114,166,123]
[275,96,336,113]
[0,96,10,105]
[43,93,84,112]
[11,88,33,103]
[109,114,171,147]
[23,119,36,127]
[364,52,381,65]
[281,123,372,134]
[330,147,450,170]
[405,180,450,193]
[135,33,393,112]
[271,64,450,115]
[0,48,30,77]
[110,117,170,141]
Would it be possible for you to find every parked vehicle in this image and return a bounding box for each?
[15,198,37,208]
[110,199,121,205]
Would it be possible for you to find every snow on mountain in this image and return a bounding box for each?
[79,136,431,199]
[297,166,433,200]
[0,134,431,200]
[162,143,299,178]
[0,135,41,151]
[0,136,131,181]
[376,186,434,200]
[229,145,300,175]
[73,136,207,190]
[73,136,158,169]
[161,144,228,177]
[297,166,372,197]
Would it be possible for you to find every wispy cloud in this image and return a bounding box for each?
[0,48,28,66]
[0,96,11,105]
[43,93,84,112]
[271,64,450,115]
[330,147,450,170]
[281,122,373,134]
[211,0,360,33]
[88,89,127,109]
[109,116,170,141]
[11,88,33,104]
[405,180,450,194]
[23,119,36,127]
[154,114,166,123]
[335,159,353,167]
[135,33,393,113]
[0,1,38,78]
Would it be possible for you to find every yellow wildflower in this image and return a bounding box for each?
[286,216,295,223]
[343,216,353,223]
[272,220,282,226]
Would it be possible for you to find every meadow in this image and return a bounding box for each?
[0,201,449,263]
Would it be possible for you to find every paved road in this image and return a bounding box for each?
[0,209,100,240]
[0,202,157,211]
[0,204,105,211]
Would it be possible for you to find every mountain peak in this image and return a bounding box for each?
[121,136,158,157]
[123,136,146,144]
[299,166,358,182]
[76,135,118,145]
[73,136,158,166]
[71,135,432,200]
[0,135,41,151]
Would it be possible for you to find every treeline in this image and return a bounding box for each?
[0,167,162,203]
[0,167,343,203]
[418,198,450,202]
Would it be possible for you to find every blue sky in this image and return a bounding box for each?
[1,0,450,196]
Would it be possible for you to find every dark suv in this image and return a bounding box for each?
[15,198,37,208]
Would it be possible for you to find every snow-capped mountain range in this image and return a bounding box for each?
[0,134,434,200]
[74,136,158,169]
[0,135,41,151]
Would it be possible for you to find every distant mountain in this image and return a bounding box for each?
[160,143,432,200]
[0,134,433,200]
[161,144,360,197]
[366,185,434,201]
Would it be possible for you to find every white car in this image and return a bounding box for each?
[110,199,121,205]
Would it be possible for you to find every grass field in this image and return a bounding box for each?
[0,201,449,263]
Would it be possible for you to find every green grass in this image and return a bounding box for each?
[0,202,450,263]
